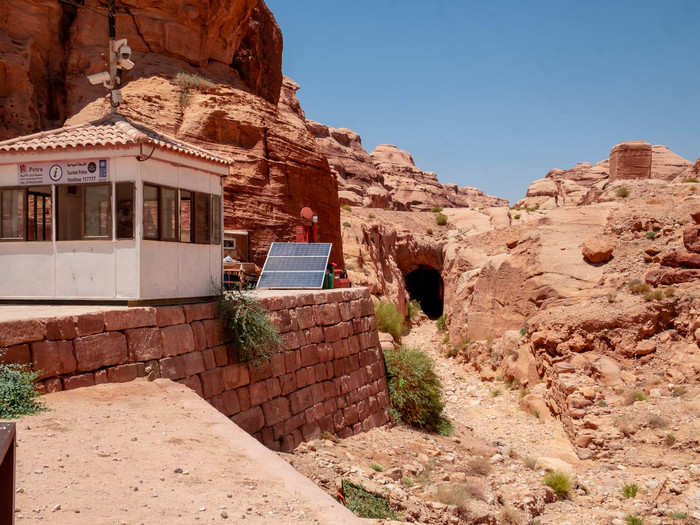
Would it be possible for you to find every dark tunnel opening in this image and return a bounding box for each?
[405,266,444,320]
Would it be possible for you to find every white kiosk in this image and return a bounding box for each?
[0,114,229,302]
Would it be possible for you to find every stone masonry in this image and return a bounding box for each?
[0,288,390,451]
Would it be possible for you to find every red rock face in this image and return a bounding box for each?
[1,1,343,267]
[609,141,652,180]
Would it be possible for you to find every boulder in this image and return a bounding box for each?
[660,250,700,269]
[582,236,615,264]
[646,268,700,286]
[683,224,700,253]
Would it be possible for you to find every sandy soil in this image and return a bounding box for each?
[10,379,363,524]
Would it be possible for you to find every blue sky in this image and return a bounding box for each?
[266,0,700,203]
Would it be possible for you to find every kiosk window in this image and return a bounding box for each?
[116,182,134,239]
[143,184,159,240]
[26,187,51,241]
[194,192,210,244]
[161,187,178,241]
[211,195,221,245]
[180,190,193,243]
[0,189,25,240]
[57,183,111,240]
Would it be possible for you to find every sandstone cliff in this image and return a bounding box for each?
[308,121,508,210]
[0,0,343,266]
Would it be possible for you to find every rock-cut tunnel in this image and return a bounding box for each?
[405,266,444,320]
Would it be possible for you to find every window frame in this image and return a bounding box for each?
[25,187,52,242]
[142,182,182,242]
[115,181,135,240]
[82,183,113,240]
[193,191,211,245]
[0,187,27,241]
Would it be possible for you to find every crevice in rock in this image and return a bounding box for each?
[405,266,444,320]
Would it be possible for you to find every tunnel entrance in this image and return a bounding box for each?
[405,266,444,320]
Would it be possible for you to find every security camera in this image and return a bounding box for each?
[87,71,111,86]
[114,40,134,70]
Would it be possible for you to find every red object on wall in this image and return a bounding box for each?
[297,207,318,243]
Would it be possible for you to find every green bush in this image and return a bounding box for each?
[514,213,521,219]
[426,228,433,235]
[430,206,443,213]
[436,313,447,332]
[175,72,215,107]
[625,515,643,525]
[342,480,396,519]
[683,177,699,183]
[543,471,571,500]
[643,289,663,302]
[645,231,656,240]
[383,347,448,432]
[628,280,651,295]
[368,213,376,219]
[616,186,631,198]
[218,291,282,367]
[342,221,351,228]
[407,300,422,320]
[341,204,352,212]
[622,483,639,498]
[435,213,448,226]
[0,353,45,419]
[374,302,406,341]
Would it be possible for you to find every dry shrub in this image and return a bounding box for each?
[468,456,492,476]
[499,504,524,525]
[435,482,483,506]
[647,415,669,429]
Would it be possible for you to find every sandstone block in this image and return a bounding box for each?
[233,407,265,434]
[202,348,216,370]
[156,306,186,327]
[126,327,163,361]
[262,397,291,427]
[0,344,30,365]
[299,345,320,367]
[183,302,217,323]
[279,372,297,395]
[181,374,203,397]
[200,368,224,398]
[31,340,76,379]
[74,313,104,336]
[270,352,286,376]
[295,306,316,329]
[221,363,250,390]
[250,380,270,406]
[46,317,76,340]
[159,356,185,380]
[180,352,205,377]
[221,390,240,416]
[609,141,652,180]
[269,310,292,333]
[249,362,273,383]
[74,332,127,372]
[160,324,195,356]
[95,369,108,384]
[106,363,139,383]
[0,319,46,347]
[190,321,207,351]
[683,225,700,253]
[63,373,95,391]
[290,386,314,414]
[213,345,229,367]
[660,250,700,268]
[314,303,340,325]
[104,308,156,331]
[202,319,226,347]
[43,377,62,393]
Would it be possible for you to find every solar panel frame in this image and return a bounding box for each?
[257,242,333,290]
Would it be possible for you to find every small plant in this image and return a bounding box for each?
[664,287,676,298]
[629,280,651,295]
[436,313,447,332]
[667,511,688,519]
[543,471,571,500]
[401,477,415,487]
[625,514,643,525]
[435,483,476,506]
[622,483,639,498]
[374,301,406,341]
[633,390,648,402]
[607,292,617,303]
[426,227,433,235]
[526,205,539,213]
[383,347,448,433]
[370,463,384,472]
[519,387,529,398]
[519,326,527,337]
[499,505,524,525]
[645,231,657,240]
[616,186,631,199]
[524,457,537,470]
[0,351,45,418]
[321,431,340,443]
[407,299,422,320]
[175,72,215,108]
[671,386,687,398]
[341,480,396,519]
[468,456,492,476]
[491,388,502,397]
[431,206,443,213]
[664,432,677,446]
[218,291,282,367]
[341,204,352,212]
[647,415,668,429]
[683,177,699,183]
[643,289,664,302]
[435,213,448,226]
[368,213,376,219]
[514,213,521,219]
[342,221,351,227]
[597,399,608,407]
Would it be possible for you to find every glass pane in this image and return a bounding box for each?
[211,195,221,244]
[180,190,192,243]
[0,189,25,239]
[160,187,178,241]
[116,182,134,239]
[143,185,159,240]
[195,192,210,244]
[57,185,82,240]
[25,186,51,241]
[84,184,111,238]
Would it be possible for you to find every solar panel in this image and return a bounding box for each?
[257,242,332,289]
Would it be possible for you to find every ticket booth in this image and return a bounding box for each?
[0,114,229,302]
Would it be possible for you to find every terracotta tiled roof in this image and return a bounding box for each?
[0,113,231,165]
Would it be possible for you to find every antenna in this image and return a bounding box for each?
[81,0,135,108]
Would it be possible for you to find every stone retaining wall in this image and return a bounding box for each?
[0,288,390,451]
